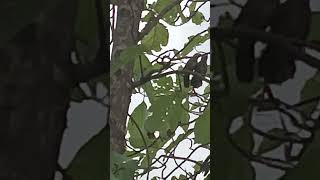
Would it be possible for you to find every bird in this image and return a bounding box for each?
[234,0,280,82]
[259,0,311,84]
[191,54,208,88]
[183,53,201,88]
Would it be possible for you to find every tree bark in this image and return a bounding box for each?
[0,0,77,179]
[109,0,144,153]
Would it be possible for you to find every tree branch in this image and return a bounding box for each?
[137,0,184,41]
[213,26,320,69]
[131,69,210,88]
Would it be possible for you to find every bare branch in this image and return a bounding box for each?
[213,26,320,69]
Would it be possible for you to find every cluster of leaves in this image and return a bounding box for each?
[142,0,207,26]
[212,4,320,180]
[110,0,210,179]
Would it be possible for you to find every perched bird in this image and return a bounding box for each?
[234,0,280,82]
[259,0,311,84]
[183,53,201,88]
[191,54,208,88]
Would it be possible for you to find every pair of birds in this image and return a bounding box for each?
[235,0,311,84]
[183,53,208,88]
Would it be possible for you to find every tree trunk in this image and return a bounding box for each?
[0,0,77,179]
[109,0,144,153]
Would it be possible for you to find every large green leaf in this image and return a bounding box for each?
[144,95,172,138]
[66,128,107,180]
[110,151,138,180]
[132,54,152,81]
[154,0,179,25]
[194,104,210,144]
[0,0,62,47]
[144,90,188,140]
[127,102,153,148]
[141,23,169,53]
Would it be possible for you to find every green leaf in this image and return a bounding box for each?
[191,11,205,25]
[167,100,184,130]
[141,23,169,53]
[154,76,174,92]
[110,172,119,180]
[139,147,158,169]
[127,102,153,148]
[189,2,196,13]
[142,11,156,22]
[164,130,192,153]
[180,32,209,56]
[144,95,172,135]
[194,104,210,144]
[154,0,179,25]
[143,90,189,140]
[256,128,286,155]
[111,151,138,180]
[178,175,188,179]
[193,163,201,172]
[231,124,254,153]
[146,96,173,134]
[300,71,320,115]
[180,99,190,132]
[110,45,144,75]
[142,82,156,103]
[133,54,153,81]
[280,131,320,180]
[177,3,187,24]
[66,128,107,180]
